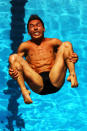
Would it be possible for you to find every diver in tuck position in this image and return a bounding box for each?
[9,15,78,104]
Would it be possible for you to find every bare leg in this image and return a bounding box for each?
[9,54,43,104]
[64,42,78,87]
[49,42,78,88]
[49,47,67,88]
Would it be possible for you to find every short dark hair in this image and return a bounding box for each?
[27,15,44,32]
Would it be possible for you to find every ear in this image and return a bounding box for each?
[43,28,45,32]
[28,30,31,35]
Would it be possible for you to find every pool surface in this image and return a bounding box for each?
[0,0,87,130]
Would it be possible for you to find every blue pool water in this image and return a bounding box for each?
[0,0,87,130]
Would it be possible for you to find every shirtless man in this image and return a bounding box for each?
[9,15,78,104]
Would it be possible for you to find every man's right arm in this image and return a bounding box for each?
[17,42,27,57]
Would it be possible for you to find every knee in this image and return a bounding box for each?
[9,54,18,64]
[9,54,22,71]
[62,41,72,49]
[58,41,72,53]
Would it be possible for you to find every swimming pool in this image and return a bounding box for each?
[0,0,87,130]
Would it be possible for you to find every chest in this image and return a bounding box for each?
[28,44,54,58]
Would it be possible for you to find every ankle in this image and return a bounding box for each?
[70,72,76,76]
[21,87,27,93]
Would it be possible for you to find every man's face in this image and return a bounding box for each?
[28,20,45,39]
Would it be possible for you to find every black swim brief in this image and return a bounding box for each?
[39,72,61,95]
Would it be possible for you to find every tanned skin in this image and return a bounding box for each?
[9,19,78,104]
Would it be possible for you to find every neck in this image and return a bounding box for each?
[31,36,45,45]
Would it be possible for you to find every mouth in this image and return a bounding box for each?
[33,31,40,36]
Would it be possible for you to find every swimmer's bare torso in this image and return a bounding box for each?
[18,38,62,73]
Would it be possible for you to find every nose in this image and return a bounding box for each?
[34,25,38,30]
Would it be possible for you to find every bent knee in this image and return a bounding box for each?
[9,54,18,64]
[9,54,23,70]
[62,41,72,49]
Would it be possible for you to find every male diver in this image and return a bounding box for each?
[9,15,78,104]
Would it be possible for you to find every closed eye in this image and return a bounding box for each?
[30,24,34,28]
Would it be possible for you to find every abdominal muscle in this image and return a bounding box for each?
[27,56,55,73]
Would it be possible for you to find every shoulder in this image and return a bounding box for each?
[51,38,62,43]
[46,38,61,42]
[46,38,62,46]
[19,40,31,46]
[17,41,31,53]
[18,40,32,49]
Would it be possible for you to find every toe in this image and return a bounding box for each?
[24,100,33,104]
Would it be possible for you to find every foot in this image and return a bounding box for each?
[22,89,33,104]
[67,73,78,87]
[67,74,71,82]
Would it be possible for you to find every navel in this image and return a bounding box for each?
[50,50,52,53]
[30,53,33,56]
